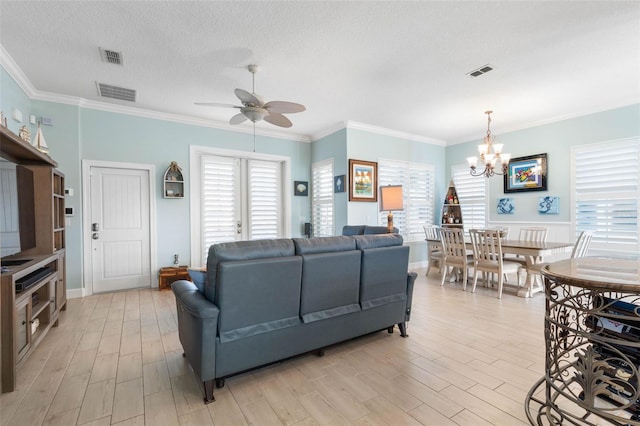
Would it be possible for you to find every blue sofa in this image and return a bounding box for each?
[172,234,416,403]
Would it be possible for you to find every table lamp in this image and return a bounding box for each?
[379,185,403,233]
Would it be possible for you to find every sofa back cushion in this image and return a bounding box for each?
[205,239,295,302]
[216,257,303,343]
[353,234,409,309]
[206,239,303,343]
[293,236,362,323]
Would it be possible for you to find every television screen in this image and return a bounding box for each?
[0,160,36,258]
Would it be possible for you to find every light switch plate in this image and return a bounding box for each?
[12,108,22,123]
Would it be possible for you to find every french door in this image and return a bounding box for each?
[198,154,284,264]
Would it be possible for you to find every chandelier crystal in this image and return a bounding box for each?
[466,111,511,178]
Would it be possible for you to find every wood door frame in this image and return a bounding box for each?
[81,160,157,296]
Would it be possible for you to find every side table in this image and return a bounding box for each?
[158,265,190,291]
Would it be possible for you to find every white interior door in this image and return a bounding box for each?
[90,166,151,293]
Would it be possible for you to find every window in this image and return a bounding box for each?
[573,138,640,256]
[191,147,288,266]
[311,159,334,237]
[378,159,434,242]
[452,164,487,233]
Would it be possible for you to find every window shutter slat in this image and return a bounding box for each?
[574,139,640,254]
[312,159,334,237]
[452,164,486,233]
[378,159,434,242]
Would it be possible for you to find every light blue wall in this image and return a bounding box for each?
[346,128,446,264]
[446,104,640,223]
[1,67,311,290]
[1,67,32,135]
[311,128,348,233]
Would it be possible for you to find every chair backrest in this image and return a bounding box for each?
[423,225,440,241]
[440,227,467,260]
[489,226,510,241]
[469,229,504,267]
[519,226,548,243]
[571,231,593,258]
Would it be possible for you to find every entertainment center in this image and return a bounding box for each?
[0,126,66,394]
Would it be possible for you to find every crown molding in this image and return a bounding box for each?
[311,120,447,146]
[448,99,640,145]
[345,121,447,146]
[0,45,310,143]
[310,121,349,141]
[1,44,37,98]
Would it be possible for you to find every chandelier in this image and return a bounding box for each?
[466,111,511,178]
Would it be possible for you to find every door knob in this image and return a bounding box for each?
[92,233,99,240]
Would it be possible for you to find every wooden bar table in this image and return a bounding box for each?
[525,257,640,425]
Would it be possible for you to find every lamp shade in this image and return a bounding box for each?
[379,185,403,211]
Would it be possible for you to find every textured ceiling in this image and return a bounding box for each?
[1,1,639,143]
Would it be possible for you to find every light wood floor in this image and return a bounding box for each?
[1,269,549,426]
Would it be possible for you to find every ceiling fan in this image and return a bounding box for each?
[196,64,306,128]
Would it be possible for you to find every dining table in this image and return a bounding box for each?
[426,237,575,297]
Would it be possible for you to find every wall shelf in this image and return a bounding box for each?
[163,161,184,198]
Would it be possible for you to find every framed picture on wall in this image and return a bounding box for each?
[504,153,548,193]
[348,159,377,202]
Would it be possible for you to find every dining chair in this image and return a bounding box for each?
[505,226,549,265]
[423,225,443,277]
[522,230,594,280]
[439,227,474,289]
[469,229,523,299]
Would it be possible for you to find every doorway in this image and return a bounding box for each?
[82,161,156,295]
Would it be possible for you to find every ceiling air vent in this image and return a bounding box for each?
[96,82,136,102]
[467,64,494,78]
[99,47,124,66]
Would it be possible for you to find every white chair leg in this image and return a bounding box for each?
[462,266,468,291]
[440,266,447,286]
[497,272,504,299]
[471,270,478,293]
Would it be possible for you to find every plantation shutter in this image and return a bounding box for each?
[312,159,334,237]
[452,164,487,234]
[378,159,434,242]
[201,155,241,256]
[247,159,281,240]
[573,138,640,255]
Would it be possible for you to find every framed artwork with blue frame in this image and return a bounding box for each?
[504,153,547,193]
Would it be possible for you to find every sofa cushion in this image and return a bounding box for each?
[205,238,295,303]
[216,256,303,343]
[355,235,409,310]
[341,225,366,236]
[353,233,404,249]
[293,236,355,254]
[293,236,361,323]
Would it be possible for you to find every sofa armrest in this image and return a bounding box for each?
[405,272,417,321]
[172,280,220,385]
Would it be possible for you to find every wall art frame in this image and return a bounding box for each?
[348,159,377,202]
[334,175,346,193]
[294,181,308,196]
[504,153,548,193]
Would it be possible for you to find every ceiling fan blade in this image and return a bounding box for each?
[234,88,263,107]
[264,101,306,114]
[195,102,241,108]
[230,113,248,125]
[264,113,292,128]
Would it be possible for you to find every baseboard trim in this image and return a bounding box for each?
[66,288,83,299]
[409,260,428,270]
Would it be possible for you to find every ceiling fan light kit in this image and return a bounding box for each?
[196,64,306,128]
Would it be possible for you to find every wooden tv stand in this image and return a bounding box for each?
[0,126,66,393]
[1,253,66,392]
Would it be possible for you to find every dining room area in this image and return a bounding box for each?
[422,215,640,425]
[423,224,586,300]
